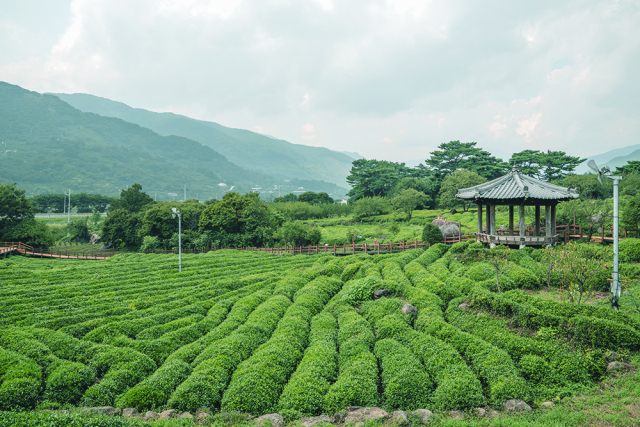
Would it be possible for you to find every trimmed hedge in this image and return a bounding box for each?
[323,306,379,413]
[373,313,485,410]
[221,278,342,415]
[374,339,432,410]
[0,348,42,410]
[44,361,96,405]
[417,309,531,405]
[279,312,338,415]
[116,359,192,411]
[167,294,292,412]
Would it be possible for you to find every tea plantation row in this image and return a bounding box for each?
[0,242,638,416]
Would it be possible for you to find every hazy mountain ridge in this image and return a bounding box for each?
[0,82,267,198]
[53,93,355,186]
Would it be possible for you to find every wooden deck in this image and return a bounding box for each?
[476,233,559,247]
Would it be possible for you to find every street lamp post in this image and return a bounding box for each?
[172,208,182,272]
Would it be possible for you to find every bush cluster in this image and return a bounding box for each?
[168,294,292,412]
[278,312,338,415]
[323,306,378,413]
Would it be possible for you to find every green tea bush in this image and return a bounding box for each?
[0,349,42,410]
[464,263,494,282]
[168,295,292,412]
[415,243,449,267]
[324,307,378,413]
[44,361,96,405]
[505,265,541,290]
[279,313,338,415]
[374,339,432,410]
[449,240,470,254]
[116,359,192,411]
[620,238,640,262]
[418,310,530,405]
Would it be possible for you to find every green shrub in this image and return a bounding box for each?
[341,276,378,305]
[323,352,379,413]
[505,266,541,290]
[374,339,432,410]
[620,238,640,262]
[422,224,444,245]
[44,361,96,405]
[464,263,494,282]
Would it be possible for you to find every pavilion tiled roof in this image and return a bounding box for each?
[456,168,580,202]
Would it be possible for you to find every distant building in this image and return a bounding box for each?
[335,198,349,205]
[218,183,227,187]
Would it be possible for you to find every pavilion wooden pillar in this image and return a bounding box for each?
[508,206,514,235]
[534,205,541,236]
[551,204,557,237]
[490,205,496,235]
[486,204,491,235]
[545,205,552,246]
[477,204,483,241]
[519,204,526,249]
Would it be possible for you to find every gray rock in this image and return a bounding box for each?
[449,410,464,420]
[90,232,101,245]
[474,408,486,417]
[458,302,470,312]
[401,303,417,317]
[180,412,194,419]
[143,411,159,420]
[255,413,285,427]
[301,415,332,427]
[488,410,500,417]
[439,223,461,238]
[502,399,532,412]
[412,409,433,424]
[373,289,390,299]
[333,412,344,424]
[607,361,633,373]
[391,411,408,424]
[343,407,389,425]
[195,412,210,423]
[159,409,177,419]
[122,408,139,418]
[541,401,554,408]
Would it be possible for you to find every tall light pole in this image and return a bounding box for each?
[67,189,71,237]
[172,208,182,272]
[588,160,623,310]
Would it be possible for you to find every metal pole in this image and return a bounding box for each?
[612,176,621,309]
[178,212,182,272]
[67,189,71,237]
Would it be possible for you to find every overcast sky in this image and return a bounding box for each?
[1,0,639,163]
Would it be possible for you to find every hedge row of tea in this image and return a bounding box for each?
[0,241,639,415]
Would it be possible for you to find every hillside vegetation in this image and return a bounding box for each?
[1,244,639,426]
[54,92,355,187]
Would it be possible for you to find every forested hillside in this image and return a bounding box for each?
[54,92,355,187]
[0,82,271,199]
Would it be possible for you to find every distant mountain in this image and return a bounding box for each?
[575,144,640,174]
[339,151,365,160]
[0,82,268,199]
[602,149,640,173]
[53,93,355,187]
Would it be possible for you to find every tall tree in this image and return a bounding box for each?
[0,182,54,247]
[616,160,640,175]
[438,169,487,211]
[108,183,154,213]
[538,151,585,181]
[509,150,543,177]
[426,141,506,179]
[346,159,412,200]
[391,189,431,218]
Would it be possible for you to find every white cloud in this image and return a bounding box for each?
[0,0,639,163]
